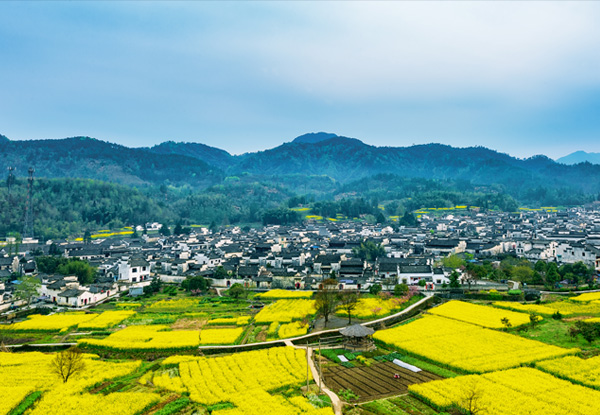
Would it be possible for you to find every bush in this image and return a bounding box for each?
[508,289,522,295]
[552,311,563,320]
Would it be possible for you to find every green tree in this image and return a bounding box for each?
[352,240,385,262]
[214,266,229,279]
[173,222,183,236]
[14,275,41,304]
[57,259,96,285]
[441,255,465,269]
[545,263,560,287]
[182,276,209,292]
[160,224,171,236]
[83,230,92,244]
[227,283,246,299]
[369,284,382,295]
[449,270,461,288]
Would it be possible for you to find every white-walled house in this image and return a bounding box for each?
[116,257,151,283]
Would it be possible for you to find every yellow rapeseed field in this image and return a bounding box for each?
[409,367,600,415]
[336,298,406,319]
[277,321,308,338]
[0,351,159,415]
[207,316,251,326]
[429,300,531,328]
[79,325,199,351]
[570,292,600,302]
[536,355,600,390]
[0,312,97,332]
[78,310,136,329]
[157,346,332,415]
[373,315,577,373]
[199,327,244,345]
[256,289,313,299]
[254,299,316,323]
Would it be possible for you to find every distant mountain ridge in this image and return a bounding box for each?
[557,151,600,166]
[1,132,600,196]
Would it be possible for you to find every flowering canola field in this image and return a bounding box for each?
[79,324,199,351]
[207,316,251,326]
[156,347,332,415]
[409,367,600,415]
[0,351,159,415]
[277,321,309,338]
[199,327,244,345]
[256,290,313,299]
[78,310,136,329]
[493,300,600,316]
[336,298,406,319]
[145,298,201,312]
[0,312,98,332]
[428,300,531,328]
[570,292,600,302]
[536,355,600,390]
[254,299,316,323]
[373,315,578,373]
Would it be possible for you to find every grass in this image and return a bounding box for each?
[9,391,43,415]
[511,318,600,354]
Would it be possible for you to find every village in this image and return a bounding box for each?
[3,208,600,415]
[2,206,600,310]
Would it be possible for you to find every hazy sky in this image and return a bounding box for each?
[1,1,599,159]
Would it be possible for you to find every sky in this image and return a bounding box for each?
[1,1,600,159]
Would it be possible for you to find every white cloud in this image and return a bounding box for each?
[222,2,600,105]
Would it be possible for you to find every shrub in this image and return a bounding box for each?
[508,289,522,295]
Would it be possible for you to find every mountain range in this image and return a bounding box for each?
[556,151,600,166]
[1,132,600,196]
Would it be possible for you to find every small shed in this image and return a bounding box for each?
[339,324,376,351]
[129,286,144,297]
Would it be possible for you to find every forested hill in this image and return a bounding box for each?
[2,132,600,197]
[0,136,222,187]
[231,136,600,193]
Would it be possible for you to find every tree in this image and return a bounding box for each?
[545,262,560,287]
[214,266,229,279]
[529,312,541,329]
[441,254,465,270]
[144,277,162,295]
[227,283,246,299]
[369,284,382,296]
[182,276,209,292]
[338,290,359,324]
[500,317,512,331]
[50,347,86,383]
[48,243,62,256]
[417,279,427,287]
[449,270,461,289]
[83,230,92,244]
[375,211,386,224]
[160,223,171,236]
[14,275,41,304]
[352,240,385,262]
[315,278,338,327]
[173,222,183,236]
[460,381,487,415]
[57,259,96,285]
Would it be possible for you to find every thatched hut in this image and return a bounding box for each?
[339,324,376,351]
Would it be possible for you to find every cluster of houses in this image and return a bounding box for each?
[2,205,600,310]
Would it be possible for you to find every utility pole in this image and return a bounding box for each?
[318,338,322,393]
[306,340,310,392]
[22,167,34,238]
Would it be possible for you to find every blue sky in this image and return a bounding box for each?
[1,1,600,159]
